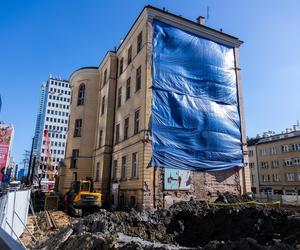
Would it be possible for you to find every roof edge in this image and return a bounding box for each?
[69,67,99,82]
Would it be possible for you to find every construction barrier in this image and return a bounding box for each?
[0,189,31,241]
[254,194,300,206]
[208,200,281,207]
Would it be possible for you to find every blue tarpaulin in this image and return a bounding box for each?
[151,20,243,171]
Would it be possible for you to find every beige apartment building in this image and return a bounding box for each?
[58,6,250,210]
[248,125,300,195]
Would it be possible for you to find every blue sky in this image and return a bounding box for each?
[0,0,299,163]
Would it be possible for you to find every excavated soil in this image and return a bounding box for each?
[32,201,300,250]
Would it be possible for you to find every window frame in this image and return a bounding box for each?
[101,95,106,115]
[127,46,132,65]
[74,119,82,137]
[119,58,124,76]
[77,84,85,106]
[121,156,126,179]
[137,31,142,53]
[126,77,131,100]
[115,124,120,144]
[112,159,117,180]
[95,162,100,182]
[134,109,140,135]
[136,66,141,92]
[131,152,138,178]
[98,130,103,148]
[103,69,107,86]
[124,117,129,140]
[117,87,122,108]
[70,149,79,169]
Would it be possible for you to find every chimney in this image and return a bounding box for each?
[196,16,205,25]
[293,125,297,131]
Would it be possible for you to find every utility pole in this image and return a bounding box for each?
[26,137,34,186]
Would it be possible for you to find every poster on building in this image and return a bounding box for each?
[164,168,192,190]
[0,125,14,181]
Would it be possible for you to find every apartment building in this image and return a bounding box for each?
[59,6,250,210]
[33,76,71,189]
[248,124,300,195]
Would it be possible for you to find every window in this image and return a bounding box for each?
[250,174,255,184]
[121,156,126,179]
[115,124,120,144]
[272,174,280,182]
[260,162,269,169]
[283,159,293,167]
[101,96,105,115]
[74,119,82,137]
[131,152,137,178]
[271,146,277,155]
[249,162,255,168]
[98,130,103,148]
[103,69,107,85]
[271,160,279,168]
[127,46,132,65]
[296,172,300,181]
[137,31,142,53]
[71,149,79,168]
[77,84,85,105]
[282,145,289,152]
[95,162,100,182]
[136,66,141,91]
[260,148,268,156]
[119,58,124,75]
[248,150,253,157]
[134,110,140,134]
[292,143,300,151]
[286,173,295,182]
[112,160,117,180]
[261,174,270,182]
[124,117,129,140]
[294,158,300,166]
[117,87,122,108]
[126,78,131,100]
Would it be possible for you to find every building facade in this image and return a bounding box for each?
[248,125,300,195]
[33,76,71,189]
[59,6,250,210]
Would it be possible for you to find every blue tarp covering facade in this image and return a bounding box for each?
[151,20,243,171]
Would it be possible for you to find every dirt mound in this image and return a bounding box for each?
[33,200,300,249]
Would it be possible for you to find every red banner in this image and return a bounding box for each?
[0,126,13,181]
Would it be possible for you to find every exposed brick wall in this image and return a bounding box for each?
[154,167,241,209]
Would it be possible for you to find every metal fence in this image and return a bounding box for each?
[0,189,31,240]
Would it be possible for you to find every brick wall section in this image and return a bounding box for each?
[153,167,241,209]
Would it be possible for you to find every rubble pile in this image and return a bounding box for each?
[20,211,71,249]
[31,201,300,249]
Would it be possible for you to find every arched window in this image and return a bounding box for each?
[77,84,85,105]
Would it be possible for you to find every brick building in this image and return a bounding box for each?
[58,6,250,210]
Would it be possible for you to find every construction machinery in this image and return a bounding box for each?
[64,177,103,216]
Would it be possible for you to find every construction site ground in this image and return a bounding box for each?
[20,197,300,250]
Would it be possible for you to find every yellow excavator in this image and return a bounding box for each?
[64,177,103,216]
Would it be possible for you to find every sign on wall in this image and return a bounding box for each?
[0,125,14,181]
[164,168,192,190]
